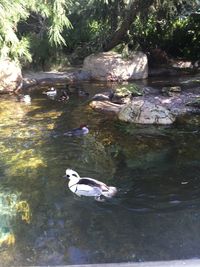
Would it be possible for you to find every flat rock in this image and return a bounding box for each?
[118,99,175,124]
[89,100,121,115]
[22,70,91,89]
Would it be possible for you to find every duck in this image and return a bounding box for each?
[78,89,89,97]
[43,87,57,98]
[17,94,31,104]
[63,124,89,136]
[64,169,117,201]
[58,89,69,102]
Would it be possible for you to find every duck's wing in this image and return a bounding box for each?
[79,178,109,191]
[64,127,82,136]
[75,184,102,196]
[77,178,100,187]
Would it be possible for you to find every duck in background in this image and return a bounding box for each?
[17,94,31,104]
[65,84,89,98]
[43,87,69,102]
[43,87,57,99]
[64,124,89,136]
[77,89,89,97]
[64,169,117,201]
[58,89,69,102]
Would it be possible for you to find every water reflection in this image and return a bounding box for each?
[0,80,200,266]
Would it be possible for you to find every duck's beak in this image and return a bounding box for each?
[63,174,70,179]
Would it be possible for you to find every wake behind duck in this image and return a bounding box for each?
[64,169,117,201]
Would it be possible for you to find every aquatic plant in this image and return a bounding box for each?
[0,192,31,247]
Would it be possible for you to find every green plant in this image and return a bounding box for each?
[0,0,72,64]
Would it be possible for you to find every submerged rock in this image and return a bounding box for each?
[83,51,148,81]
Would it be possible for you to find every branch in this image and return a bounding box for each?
[103,0,154,51]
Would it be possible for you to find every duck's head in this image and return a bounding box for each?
[79,124,88,130]
[64,169,80,180]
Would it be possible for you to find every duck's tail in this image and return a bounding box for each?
[102,186,117,198]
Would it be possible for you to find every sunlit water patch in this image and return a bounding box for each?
[0,80,200,266]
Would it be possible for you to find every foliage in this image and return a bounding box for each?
[63,0,112,59]
[129,3,200,60]
[169,14,200,60]
[0,191,31,247]
[115,83,143,97]
[0,0,200,67]
[0,0,71,64]
[64,0,200,62]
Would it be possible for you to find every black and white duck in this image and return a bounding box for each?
[43,87,57,98]
[64,169,117,201]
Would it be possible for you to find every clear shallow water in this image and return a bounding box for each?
[0,80,200,266]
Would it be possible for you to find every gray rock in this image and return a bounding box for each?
[90,100,121,115]
[186,98,200,108]
[161,86,182,97]
[118,99,175,125]
[0,59,22,93]
[83,51,148,81]
[91,92,112,101]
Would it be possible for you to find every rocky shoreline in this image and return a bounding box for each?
[90,85,200,125]
[21,70,200,125]
[0,53,200,126]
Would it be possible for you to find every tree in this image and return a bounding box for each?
[65,0,200,60]
[102,0,200,52]
[103,0,154,51]
[0,0,71,63]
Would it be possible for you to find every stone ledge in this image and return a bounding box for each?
[15,259,200,267]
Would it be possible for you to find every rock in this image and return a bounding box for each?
[89,100,121,115]
[172,60,193,69]
[22,70,91,89]
[90,83,200,125]
[186,98,200,108]
[91,92,112,101]
[83,51,148,81]
[118,99,175,125]
[0,59,22,93]
[161,86,182,97]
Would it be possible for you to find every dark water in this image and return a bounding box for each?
[0,79,200,266]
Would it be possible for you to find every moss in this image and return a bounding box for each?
[115,83,143,97]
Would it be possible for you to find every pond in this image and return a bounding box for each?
[0,77,200,266]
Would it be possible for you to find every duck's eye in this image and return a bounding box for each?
[72,173,78,177]
[66,174,70,178]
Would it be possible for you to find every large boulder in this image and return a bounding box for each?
[118,98,175,125]
[0,59,22,93]
[83,51,148,81]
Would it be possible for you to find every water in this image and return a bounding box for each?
[0,79,200,266]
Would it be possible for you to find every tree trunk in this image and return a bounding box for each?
[103,0,154,52]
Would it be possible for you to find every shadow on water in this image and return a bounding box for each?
[0,78,200,266]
